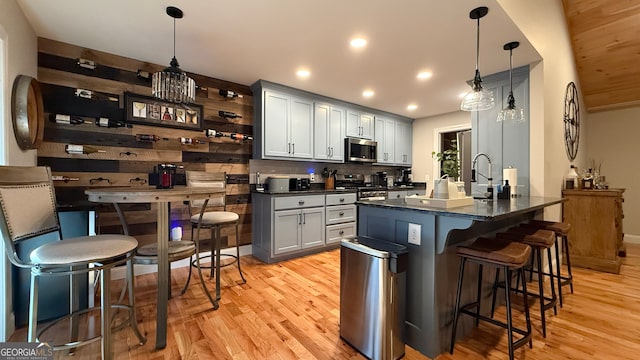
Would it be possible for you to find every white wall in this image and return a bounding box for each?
[411,110,471,187]
[0,0,37,341]
[587,106,640,239]
[498,0,588,221]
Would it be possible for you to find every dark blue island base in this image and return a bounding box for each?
[355,197,563,358]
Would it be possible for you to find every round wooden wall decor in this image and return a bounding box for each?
[11,75,44,150]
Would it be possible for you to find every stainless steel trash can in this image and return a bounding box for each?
[340,236,408,360]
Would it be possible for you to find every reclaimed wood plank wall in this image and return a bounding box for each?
[37,37,253,249]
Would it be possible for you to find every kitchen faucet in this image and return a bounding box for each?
[471,153,493,197]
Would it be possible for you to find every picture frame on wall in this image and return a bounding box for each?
[124,92,203,131]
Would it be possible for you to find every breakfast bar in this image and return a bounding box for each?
[356,196,564,358]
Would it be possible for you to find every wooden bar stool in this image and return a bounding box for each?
[524,220,573,307]
[450,237,533,360]
[496,228,557,338]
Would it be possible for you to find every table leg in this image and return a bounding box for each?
[155,201,169,349]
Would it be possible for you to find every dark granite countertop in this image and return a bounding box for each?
[252,188,357,196]
[356,196,564,221]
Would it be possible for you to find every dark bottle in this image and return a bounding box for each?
[219,110,243,119]
[205,129,225,138]
[50,114,91,125]
[180,137,207,145]
[218,89,244,99]
[95,117,132,128]
[230,133,253,141]
[135,134,162,143]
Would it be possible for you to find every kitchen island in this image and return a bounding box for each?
[355,196,563,358]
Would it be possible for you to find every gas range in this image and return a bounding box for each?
[334,174,388,200]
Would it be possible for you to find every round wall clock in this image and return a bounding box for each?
[563,81,580,162]
[11,75,44,150]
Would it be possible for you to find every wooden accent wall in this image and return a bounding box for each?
[36,38,253,249]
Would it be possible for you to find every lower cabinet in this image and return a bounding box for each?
[252,191,357,263]
[273,207,324,254]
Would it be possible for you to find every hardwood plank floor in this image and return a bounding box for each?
[11,244,640,359]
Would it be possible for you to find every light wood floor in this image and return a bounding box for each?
[11,244,640,359]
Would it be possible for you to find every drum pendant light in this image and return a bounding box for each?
[152,6,196,103]
[497,41,526,122]
[460,7,495,112]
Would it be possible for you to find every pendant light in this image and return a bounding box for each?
[460,6,495,112]
[497,41,525,123]
[152,6,196,104]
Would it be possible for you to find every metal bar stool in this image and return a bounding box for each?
[496,227,557,338]
[0,166,146,359]
[524,220,573,307]
[450,237,533,360]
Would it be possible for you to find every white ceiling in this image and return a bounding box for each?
[16,0,541,119]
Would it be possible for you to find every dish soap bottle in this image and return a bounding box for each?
[565,165,579,189]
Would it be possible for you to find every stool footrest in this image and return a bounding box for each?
[459,308,532,345]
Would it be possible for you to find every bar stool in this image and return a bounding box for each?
[524,220,573,307]
[0,166,146,359]
[450,237,533,360]
[496,227,557,338]
[184,171,246,301]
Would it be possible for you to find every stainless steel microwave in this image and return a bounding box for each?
[345,137,377,163]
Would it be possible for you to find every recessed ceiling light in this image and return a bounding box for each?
[407,104,418,110]
[351,38,367,48]
[296,69,311,78]
[417,71,432,80]
[362,90,374,97]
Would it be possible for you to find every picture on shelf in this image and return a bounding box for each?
[124,92,203,130]
[175,108,186,123]
[161,106,173,121]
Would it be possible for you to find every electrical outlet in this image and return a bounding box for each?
[310,172,315,182]
[408,223,421,245]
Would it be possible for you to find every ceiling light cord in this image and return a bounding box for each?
[507,46,515,109]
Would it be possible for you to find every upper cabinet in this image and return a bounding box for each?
[252,80,412,163]
[346,109,374,139]
[262,90,313,159]
[314,103,345,162]
[375,116,413,166]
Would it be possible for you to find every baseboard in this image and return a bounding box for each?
[111,244,253,280]
[625,234,640,244]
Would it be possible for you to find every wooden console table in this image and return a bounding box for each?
[562,188,625,274]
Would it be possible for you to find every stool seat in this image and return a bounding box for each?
[528,220,570,235]
[499,228,555,247]
[191,211,239,225]
[457,237,531,267]
[31,235,138,264]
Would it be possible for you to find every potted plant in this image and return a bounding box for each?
[432,139,461,181]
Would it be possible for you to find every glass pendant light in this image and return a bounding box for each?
[497,41,526,123]
[460,6,495,112]
[152,6,196,104]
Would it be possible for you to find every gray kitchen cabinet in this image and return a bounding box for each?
[253,192,333,263]
[394,120,412,165]
[388,190,407,200]
[375,116,395,164]
[346,109,374,139]
[261,90,313,159]
[314,102,344,162]
[325,193,357,244]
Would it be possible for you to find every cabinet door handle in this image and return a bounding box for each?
[303,213,306,224]
[339,230,344,235]
[327,147,331,157]
[298,213,302,225]
[298,200,305,205]
[292,143,295,154]
[330,147,334,157]
[339,198,345,202]
[339,212,344,216]
[288,143,291,154]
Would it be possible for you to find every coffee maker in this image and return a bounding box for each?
[400,168,412,185]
